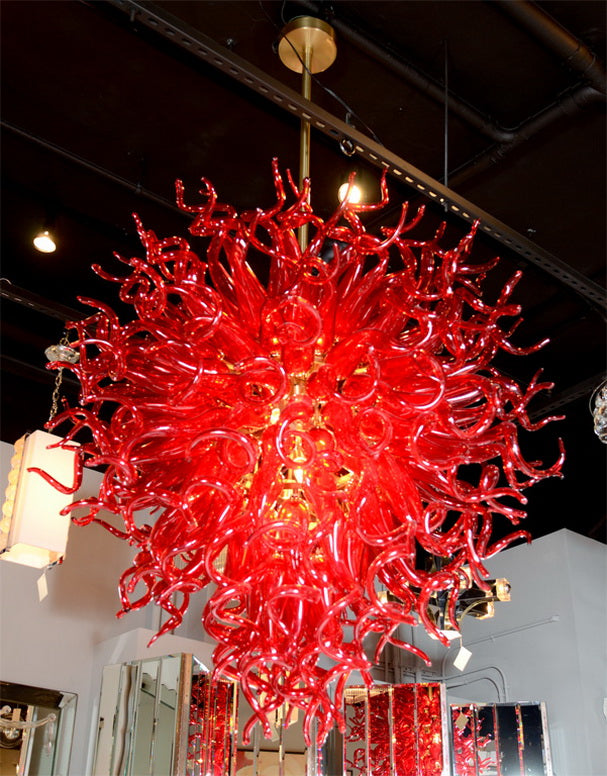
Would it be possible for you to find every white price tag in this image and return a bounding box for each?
[454,645,472,671]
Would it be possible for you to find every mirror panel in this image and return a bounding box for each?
[342,689,365,776]
[0,681,77,776]
[416,683,444,775]
[189,669,237,776]
[154,656,181,776]
[392,684,417,776]
[476,704,498,775]
[368,686,390,774]
[131,657,161,774]
[93,654,185,776]
[520,704,549,776]
[92,654,238,776]
[340,683,448,776]
[93,663,137,775]
[451,703,553,776]
[495,705,521,776]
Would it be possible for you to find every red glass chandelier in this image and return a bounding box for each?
[33,14,564,747]
[41,158,563,743]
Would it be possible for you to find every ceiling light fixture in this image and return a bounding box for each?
[1,338,79,568]
[33,229,57,253]
[337,178,363,204]
[428,576,511,632]
[39,16,563,746]
[1,430,77,568]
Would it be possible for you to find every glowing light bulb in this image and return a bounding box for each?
[33,230,56,253]
[338,181,363,204]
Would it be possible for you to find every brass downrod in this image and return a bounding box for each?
[299,44,312,250]
[278,17,336,252]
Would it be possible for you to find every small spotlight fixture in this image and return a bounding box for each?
[426,574,512,630]
[338,180,363,204]
[33,229,56,254]
[494,578,511,602]
[457,579,509,620]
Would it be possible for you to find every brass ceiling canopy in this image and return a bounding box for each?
[278,16,337,74]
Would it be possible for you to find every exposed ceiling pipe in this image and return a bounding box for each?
[496,0,606,95]
[1,353,80,389]
[304,0,604,192]
[293,0,515,143]
[449,84,601,187]
[291,2,605,249]
[294,0,605,155]
[529,373,606,419]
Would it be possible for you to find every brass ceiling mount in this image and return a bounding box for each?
[278,16,337,74]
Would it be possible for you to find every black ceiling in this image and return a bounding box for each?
[1,0,605,543]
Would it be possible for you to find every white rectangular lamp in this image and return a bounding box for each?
[1,430,77,568]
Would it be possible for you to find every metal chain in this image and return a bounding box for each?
[48,368,64,422]
[48,332,72,422]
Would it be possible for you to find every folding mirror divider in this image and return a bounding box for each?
[89,654,556,776]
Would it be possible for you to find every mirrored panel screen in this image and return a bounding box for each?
[451,703,553,776]
[343,683,445,776]
[92,654,238,776]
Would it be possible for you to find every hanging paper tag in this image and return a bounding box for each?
[454,644,472,671]
[37,570,48,601]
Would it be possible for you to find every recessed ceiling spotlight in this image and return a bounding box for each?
[33,229,56,253]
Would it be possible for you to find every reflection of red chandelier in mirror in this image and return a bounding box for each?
[343,683,447,774]
[41,162,563,744]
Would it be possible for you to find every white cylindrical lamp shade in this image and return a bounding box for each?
[1,430,77,568]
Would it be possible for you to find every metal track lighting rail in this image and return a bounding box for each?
[0,279,83,322]
[1,120,183,217]
[106,0,606,313]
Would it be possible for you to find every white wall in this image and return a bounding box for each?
[0,440,215,775]
[432,530,607,776]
